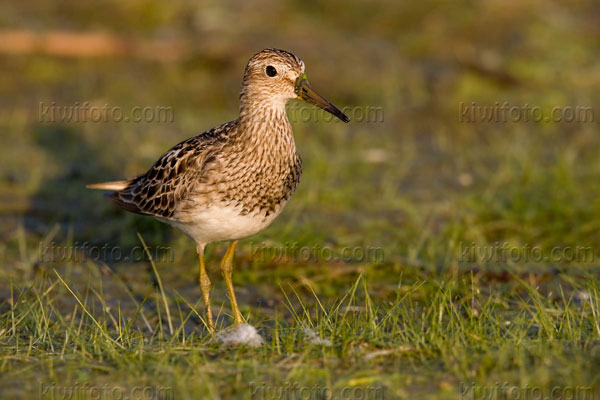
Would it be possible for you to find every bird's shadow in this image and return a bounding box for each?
[30,123,172,260]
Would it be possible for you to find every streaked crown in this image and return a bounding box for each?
[240,48,306,105]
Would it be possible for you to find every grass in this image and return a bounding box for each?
[2,0,600,398]
[0,256,600,398]
[2,233,600,398]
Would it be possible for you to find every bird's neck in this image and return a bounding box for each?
[237,95,292,139]
[233,97,298,171]
[238,91,287,121]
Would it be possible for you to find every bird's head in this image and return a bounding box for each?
[241,48,349,123]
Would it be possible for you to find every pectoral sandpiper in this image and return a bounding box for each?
[88,48,349,340]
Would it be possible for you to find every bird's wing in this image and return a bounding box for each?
[89,121,235,219]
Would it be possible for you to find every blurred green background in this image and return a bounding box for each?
[1,0,599,260]
[1,0,599,256]
[1,0,600,398]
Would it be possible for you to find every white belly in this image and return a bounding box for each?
[164,203,285,245]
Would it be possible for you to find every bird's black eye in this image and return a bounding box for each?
[265,65,277,77]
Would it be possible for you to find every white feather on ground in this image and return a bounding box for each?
[217,323,264,347]
[303,327,332,346]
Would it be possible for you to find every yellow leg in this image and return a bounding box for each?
[197,245,214,333]
[220,241,244,324]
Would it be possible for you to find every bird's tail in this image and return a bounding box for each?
[86,180,131,191]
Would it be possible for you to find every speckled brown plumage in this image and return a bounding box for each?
[88,48,348,246]
[110,117,302,221]
[87,48,349,334]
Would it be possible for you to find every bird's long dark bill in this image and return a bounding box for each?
[294,75,350,123]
